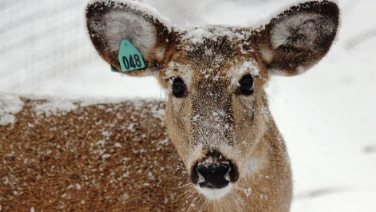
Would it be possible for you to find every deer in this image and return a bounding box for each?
[0,0,339,211]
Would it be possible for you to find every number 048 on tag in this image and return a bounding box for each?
[118,39,145,72]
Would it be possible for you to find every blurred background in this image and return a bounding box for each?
[1,0,375,211]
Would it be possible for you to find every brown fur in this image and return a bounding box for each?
[162,38,293,210]
[0,98,189,211]
[0,97,290,211]
[0,0,339,211]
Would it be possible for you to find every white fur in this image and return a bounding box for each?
[195,184,233,200]
[259,48,273,63]
[270,66,310,76]
[165,63,193,95]
[242,158,261,178]
[268,68,289,76]
[155,47,166,61]
[270,13,323,48]
[165,62,193,90]
[88,0,171,26]
[297,65,308,74]
[104,11,156,55]
[204,48,213,57]
[227,60,260,89]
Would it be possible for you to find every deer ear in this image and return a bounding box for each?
[86,0,177,76]
[255,1,339,76]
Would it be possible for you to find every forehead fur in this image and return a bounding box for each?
[170,26,260,82]
[185,37,236,69]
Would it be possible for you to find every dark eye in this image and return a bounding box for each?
[236,74,254,96]
[172,77,187,98]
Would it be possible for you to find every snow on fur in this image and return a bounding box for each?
[87,0,172,59]
[0,93,24,126]
[270,12,336,49]
[253,0,340,32]
[182,25,251,45]
[87,0,171,26]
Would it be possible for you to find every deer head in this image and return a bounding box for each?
[86,0,339,201]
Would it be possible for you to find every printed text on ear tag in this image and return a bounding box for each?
[118,39,146,72]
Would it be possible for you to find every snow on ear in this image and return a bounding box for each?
[86,0,176,76]
[255,1,339,76]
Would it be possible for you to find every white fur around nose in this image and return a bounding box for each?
[196,184,233,200]
[270,13,331,49]
[104,11,156,54]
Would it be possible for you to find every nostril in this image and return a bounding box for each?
[196,163,231,189]
[196,163,230,179]
[190,150,240,189]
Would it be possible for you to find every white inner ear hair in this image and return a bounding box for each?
[104,11,156,54]
[270,13,330,49]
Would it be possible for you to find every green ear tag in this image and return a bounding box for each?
[111,66,118,72]
[117,39,146,72]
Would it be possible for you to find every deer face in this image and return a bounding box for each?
[87,0,338,200]
[160,32,271,199]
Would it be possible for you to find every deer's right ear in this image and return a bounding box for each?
[86,0,177,76]
[255,1,339,76]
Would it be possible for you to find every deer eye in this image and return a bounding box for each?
[236,74,254,96]
[172,77,187,98]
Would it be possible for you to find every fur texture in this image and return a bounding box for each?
[0,1,339,211]
[88,0,339,210]
[103,11,157,55]
[256,1,339,76]
[87,1,338,210]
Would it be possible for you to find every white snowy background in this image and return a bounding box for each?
[1,0,375,211]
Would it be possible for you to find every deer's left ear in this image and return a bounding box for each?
[255,1,339,76]
[86,0,178,76]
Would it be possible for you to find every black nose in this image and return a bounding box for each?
[196,162,230,189]
[190,150,239,189]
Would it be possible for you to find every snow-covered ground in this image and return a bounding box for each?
[1,0,375,211]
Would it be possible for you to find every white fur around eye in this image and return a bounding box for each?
[104,11,156,54]
[227,60,260,89]
[165,62,193,92]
